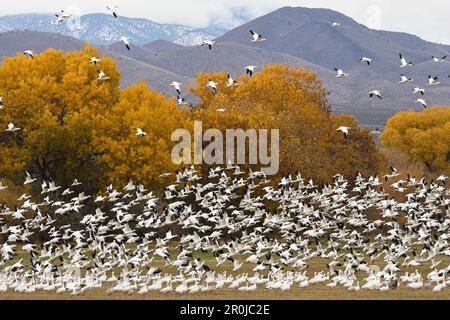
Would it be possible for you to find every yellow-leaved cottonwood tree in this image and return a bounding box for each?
[190,64,385,182]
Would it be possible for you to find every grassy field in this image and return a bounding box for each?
[1,249,450,300]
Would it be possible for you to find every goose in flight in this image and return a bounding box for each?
[89,57,102,65]
[245,66,257,77]
[120,37,130,50]
[170,82,182,95]
[334,68,349,78]
[177,96,187,105]
[55,10,72,23]
[5,123,20,132]
[331,21,341,27]
[369,90,382,99]
[206,80,218,94]
[24,172,37,185]
[399,74,413,84]
[136,128,147,136]
[227,74,237,87]
[428,75,440,86]
[360,57,372,65]
[415,99,428,109]
[399,53,412,68]
[97,71,110,81]
[250,30,266,42]
[107,5,119,18]
[23,50,34,59]
[432,56,446,63]
[413,87,425,95]
[201,40,215,50]
[337,126,350,139]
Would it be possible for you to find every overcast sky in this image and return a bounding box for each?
[2,0,450,44]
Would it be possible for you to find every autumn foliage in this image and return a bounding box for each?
[381,107,450,173]
[190,65,385,182]
[1,46,386,194]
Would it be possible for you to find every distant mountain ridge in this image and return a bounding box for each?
[0,13,227,46]
[0,7,449,129]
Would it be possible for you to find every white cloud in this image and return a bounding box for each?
[1,0,450,44]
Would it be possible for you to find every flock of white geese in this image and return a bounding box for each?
[1,6,450,297]
[0,165,449,295]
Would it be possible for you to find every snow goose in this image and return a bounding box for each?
[5,123,20,132]
[432,56,446,63]
[337,126,350,139]
[136,128,147,136]
[177,96,187,105]
[226,74,237,87]
[206,80,218,93]
[250,30,266,42]
[413,87,425,95]
[428,75,440,86]
[89,57,102,65]
[399,53,412,68]
[97,70,110,81]
[201,40,215,50]
[245,66,257,77]
[360,57,372,65]
[107,5,119,18]
[369,90,382,99]
[170,82,182,95]
[415,99,428,109]
[399,74,413,83]
[334,68,349,78]
[23,50,34,59]
[120,36,130,50]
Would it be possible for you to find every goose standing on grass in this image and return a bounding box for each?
[432,56,446,63]
[0,97,3,110]
[201,40,215,50]
[245,66,257,77]
[23,50,34,59]
[170,82,182,95]
[334,68,349,78]
[97,71,110,81]
[413,87,425,95]
[135,128,147,136]
[369,90,382,99]
[216,109,226,113]
[415,99,428,108]
[5,123,20,132]
[399,74,413,83]
[107,5,119,18]
[360,57,372,65]
[0,181,7,191]
[337,126,350,139]
[428,75,440,86]
[120,37,130,50]
[250,30,266,42]
[399,53,413,68]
